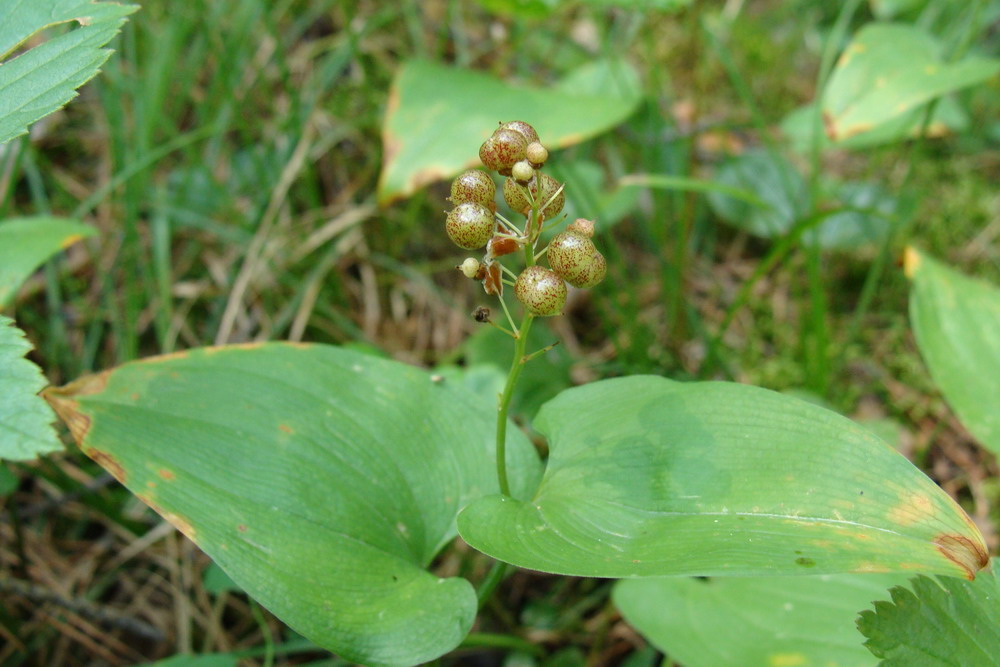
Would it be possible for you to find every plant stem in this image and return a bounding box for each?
[495,310,534,497]
[494,202,541,497]
[476,559,510,609]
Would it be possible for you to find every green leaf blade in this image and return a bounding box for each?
[615,573,911,667]
[0,216,96,307]
[0,0,138,146]
[0,315,61,460]
[378,58,641,203]
[823,24,1000,141]
[44,343,542,666]
[906,248,1000,456]
[458,377,987,578]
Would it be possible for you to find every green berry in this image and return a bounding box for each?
[503,176,532,215]
[526,141,548,168]
[450,169,496,208]
[572,250,606,288]
[458,257,483,278]
[500,120,540,145]
[514,266,567,317]
[503,173,565,220]
[511,160,534,184]
[567,218,595,238]
[479,128,527,173]
[446,202,494,249]
[547,231,606,288]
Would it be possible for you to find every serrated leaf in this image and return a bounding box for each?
[0,217,96,307]
[0,0,139,146]
[378,58,641,203]
[615,573,911,667]
[857,565,1000,665]
[458,377,988,579]
[0,315,61,461]
[44,344,542,666]
[905,248,1000,456]
[823,23,1000,141]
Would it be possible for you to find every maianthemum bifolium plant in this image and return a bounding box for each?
[3,3,998,661]
[37,120,993,667]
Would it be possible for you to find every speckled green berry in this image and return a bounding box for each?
[446,202,494,250]
[450,169,496,208]
[514,266,567,317]
[503,173,565,220]
[479,128,527,173]
[500,120,540,145]
[547,231,606,288]
[571,250,606,288]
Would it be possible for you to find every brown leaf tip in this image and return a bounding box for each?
[85,448,126,484]
[934,534,990,580]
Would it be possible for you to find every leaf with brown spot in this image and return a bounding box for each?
[48,343,542,666]
[821,24,999,142]
[378,58,641,203]
[459,377,987,578]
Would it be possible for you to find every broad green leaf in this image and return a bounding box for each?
[905,248,1000,456]
[458,377,988,579]
[868,0,926,19]
[707,151,807,238]
[378,58,641,203]
[823,24,1000,141]
[615,573,911,667]
[0,315,61,461]
[44,344,542,667]
[0,217,96,307]
[857,564,1000,665]
[781,96,968,152]
[0,0,138,146]
[706,151,895,248]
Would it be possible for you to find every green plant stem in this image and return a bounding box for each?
[495,310,534,497]
[461,632,545,657]
[476,560,510,609]
[494,202,542,497]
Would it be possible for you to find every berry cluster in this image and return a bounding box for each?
[445,120,605,323]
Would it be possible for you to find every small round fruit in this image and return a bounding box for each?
[479,128,527,172]
[548,231,596,284]
[503,176,532,215]
[458,257,483,278]
[446,202,494,249]
[511,160,534,184]
[567,218,595,238]
[572,250,606,288]
[526,141,548,168]
[450,169,496,208]
[500,120,540,145]
[515,266,567,317]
